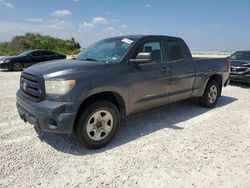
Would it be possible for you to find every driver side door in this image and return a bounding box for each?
[25,51,41,68]
[128,39,171,114]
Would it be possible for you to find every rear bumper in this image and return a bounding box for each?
[16,90,77,134]
[229,74,250,84]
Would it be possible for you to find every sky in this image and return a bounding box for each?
[0,0,250,51]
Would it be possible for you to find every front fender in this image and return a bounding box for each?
[77,86,129,115]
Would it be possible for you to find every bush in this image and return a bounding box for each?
[0,33,81,56]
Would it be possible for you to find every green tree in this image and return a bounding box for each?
[0,33,82,56]
[0,42,8,55]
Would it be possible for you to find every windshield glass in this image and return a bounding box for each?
[230,52,250,61]
[18,50,32,56]
[76,37,134,62]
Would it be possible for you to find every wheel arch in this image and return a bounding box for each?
[73,91,126,133]
[11,61,24,71]
[203,74,223,96]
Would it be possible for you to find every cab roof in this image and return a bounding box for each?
[108,35,182,41]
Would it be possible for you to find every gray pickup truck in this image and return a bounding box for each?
[16,35,230,149]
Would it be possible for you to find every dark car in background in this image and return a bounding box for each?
[229,51,250,83]
[0,50,66,71]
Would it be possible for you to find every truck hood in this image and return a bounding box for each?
[23,59,109,78]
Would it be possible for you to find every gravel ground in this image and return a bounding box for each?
[0,71,250,188]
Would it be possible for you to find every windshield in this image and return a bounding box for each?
[18,50,32,56]
[230,52,250,61]
[76,37,134,62]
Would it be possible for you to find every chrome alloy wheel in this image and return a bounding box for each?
[86,110,113,141]
[208,85,217,104]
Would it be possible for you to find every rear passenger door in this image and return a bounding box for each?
[128,39,171,114]
[32,51,44,64]
[167,40,195,102]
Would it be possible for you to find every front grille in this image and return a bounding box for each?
[20,73,43,102]
[231,67,247,73]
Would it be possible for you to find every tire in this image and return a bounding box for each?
[75,100,120,149]
[199,80,220,108]
[12,62,23,71]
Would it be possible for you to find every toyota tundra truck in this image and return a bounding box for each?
[16,35,230,149]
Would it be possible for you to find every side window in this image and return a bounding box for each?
[41,51,55,56]
[32,51,40,57]
[242,53,250,61]
[134,40,163,62]
[168,41,184,61]
[47,51,55,56]
[41,51,49,56]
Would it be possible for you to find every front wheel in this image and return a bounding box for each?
[199,80,220,108]
[75,101,120,149]
[12,62,23,71]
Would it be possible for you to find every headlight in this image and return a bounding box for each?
[45,80,76,94]
[1,59,10,63]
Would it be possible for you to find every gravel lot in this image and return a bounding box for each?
[0,71,250,188]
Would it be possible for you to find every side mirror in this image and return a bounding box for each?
[130,52,152,65]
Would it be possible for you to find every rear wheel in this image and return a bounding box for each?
[199,80,220,108]
[75,101,120,149]
[12,62,23,71]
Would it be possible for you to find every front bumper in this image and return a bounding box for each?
[229,74,250,84]
[16,90,77,134]
[0,62,9,69]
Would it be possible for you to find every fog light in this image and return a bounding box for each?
[47,119,57,129]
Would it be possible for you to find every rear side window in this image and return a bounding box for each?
[32,51,40,57]
[41,51,49,56]
[47,51,55,56]
[41,51,55,56]
[48,51,55,56]
[168,41,184,61]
